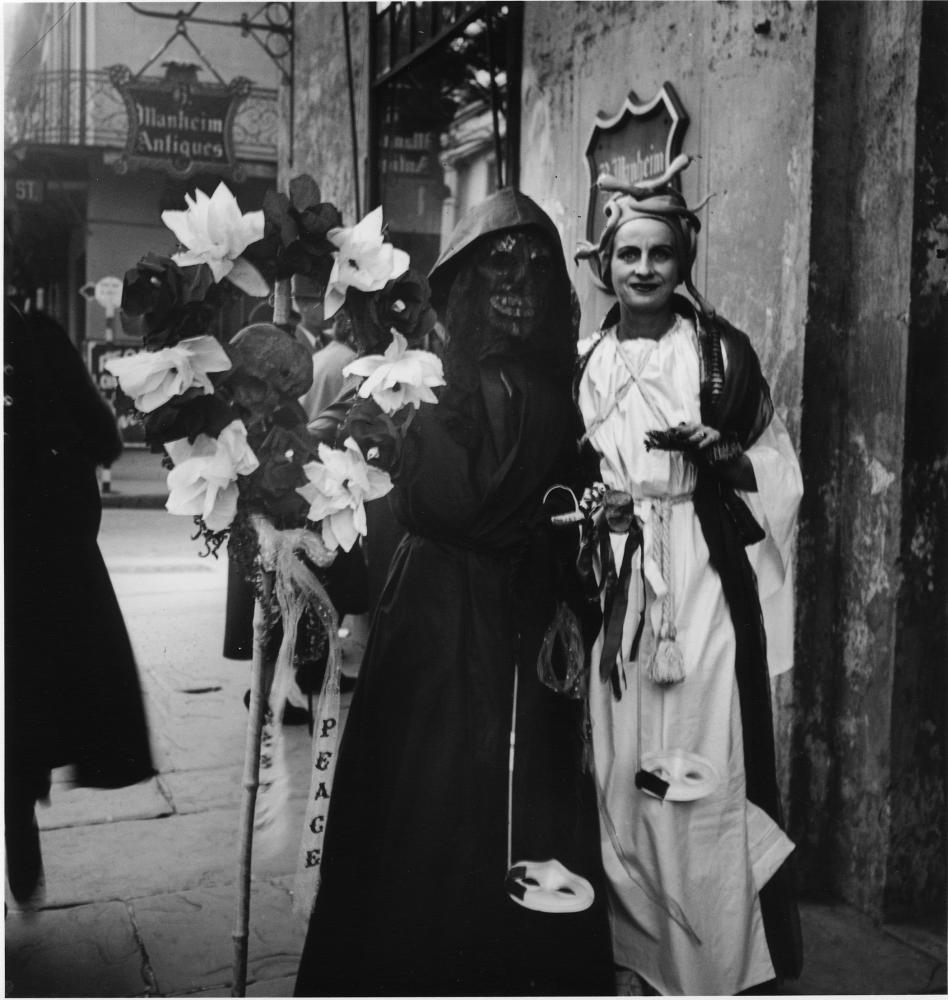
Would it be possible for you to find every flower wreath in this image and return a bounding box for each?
[106,176,442,561]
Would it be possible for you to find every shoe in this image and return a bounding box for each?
[5,801,45,905]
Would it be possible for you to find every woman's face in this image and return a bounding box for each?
[609,217,680,318]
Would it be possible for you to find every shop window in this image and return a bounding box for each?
[369,1,522,275]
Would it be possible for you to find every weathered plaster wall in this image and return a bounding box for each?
[519,0,816,811]
[791,0,924,917]
[285,3,369,223]
[886,0,948,920]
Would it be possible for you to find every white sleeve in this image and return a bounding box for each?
[740,413,803,676]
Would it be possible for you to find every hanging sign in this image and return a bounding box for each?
[107,65,251,181]
[584,83,689,288]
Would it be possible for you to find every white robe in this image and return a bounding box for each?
[577,319,803,996]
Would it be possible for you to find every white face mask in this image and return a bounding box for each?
[638,748,720,802]
[505,859,595,914]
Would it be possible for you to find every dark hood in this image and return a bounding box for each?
[428,188,565,310]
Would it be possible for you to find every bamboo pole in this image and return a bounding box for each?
[272,278,291,326]
[231,572,274,996]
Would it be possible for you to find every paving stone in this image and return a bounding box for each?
[157,766,245,814]
[4,900,150,998]
[132,881,305,996]
[159,753,311,816]
[172,976,294,998]
[247,975,295,996]
[38,777,172,830]
[39,804,307,908]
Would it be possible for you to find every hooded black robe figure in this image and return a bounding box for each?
[293,191,612,997]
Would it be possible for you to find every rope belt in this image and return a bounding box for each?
[598,491,693,692]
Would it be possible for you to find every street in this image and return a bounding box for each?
[5,508,341,997]
[5,505,945,997]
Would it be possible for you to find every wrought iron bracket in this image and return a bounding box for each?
[125,3,294,85]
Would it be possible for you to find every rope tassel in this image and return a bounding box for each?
[646,499,686,686]
[649,634,686,685]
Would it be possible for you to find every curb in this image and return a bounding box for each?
[101,492,168,510]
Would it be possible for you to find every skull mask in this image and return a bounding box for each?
[471,230,555,346]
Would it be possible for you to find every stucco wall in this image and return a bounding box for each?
[887,0,946,919]
[285,3,369,223]
[791,0,925,917]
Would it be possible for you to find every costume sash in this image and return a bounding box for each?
[247,519,343,922]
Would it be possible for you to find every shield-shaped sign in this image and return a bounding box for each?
[584,83,689,288]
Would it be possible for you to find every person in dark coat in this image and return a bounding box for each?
[293,191,612,997]
[4,300,155,903]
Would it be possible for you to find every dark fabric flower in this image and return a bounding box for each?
[256,175,343,282]
[142,391,236,445]
[346,268,438,354]
[238,421,317,526]
[340,396,407,475]
[121,254,216,350]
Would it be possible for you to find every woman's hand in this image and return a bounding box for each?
[645,422,758,491]
[644,422,718,452]
[675,422,721,450]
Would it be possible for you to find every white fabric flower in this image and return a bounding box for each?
[343,332,445,414]
[104,335,231,413]
[324,206,410,319]
[161,182,268,296]
[296,437,393,552]
[164,421,259,532]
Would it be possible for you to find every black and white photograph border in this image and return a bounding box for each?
[4,1,946,997]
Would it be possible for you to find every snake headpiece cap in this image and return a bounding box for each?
[575,154,714,316]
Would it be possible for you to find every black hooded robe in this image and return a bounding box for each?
[295,193,611,996]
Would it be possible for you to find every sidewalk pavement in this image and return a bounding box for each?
[4,451,944,997]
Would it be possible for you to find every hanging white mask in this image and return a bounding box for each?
[639,748,719,802]
[505,858,595,914]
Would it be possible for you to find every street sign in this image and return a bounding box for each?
[5,178,46,203]
[94,276,124,316]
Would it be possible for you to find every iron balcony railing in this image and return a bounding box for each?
[5,69,278,163]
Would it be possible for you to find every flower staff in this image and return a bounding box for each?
[573,160,804,994]
[105,176,442,996]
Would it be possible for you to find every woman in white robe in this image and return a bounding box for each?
[573,168,803,995]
